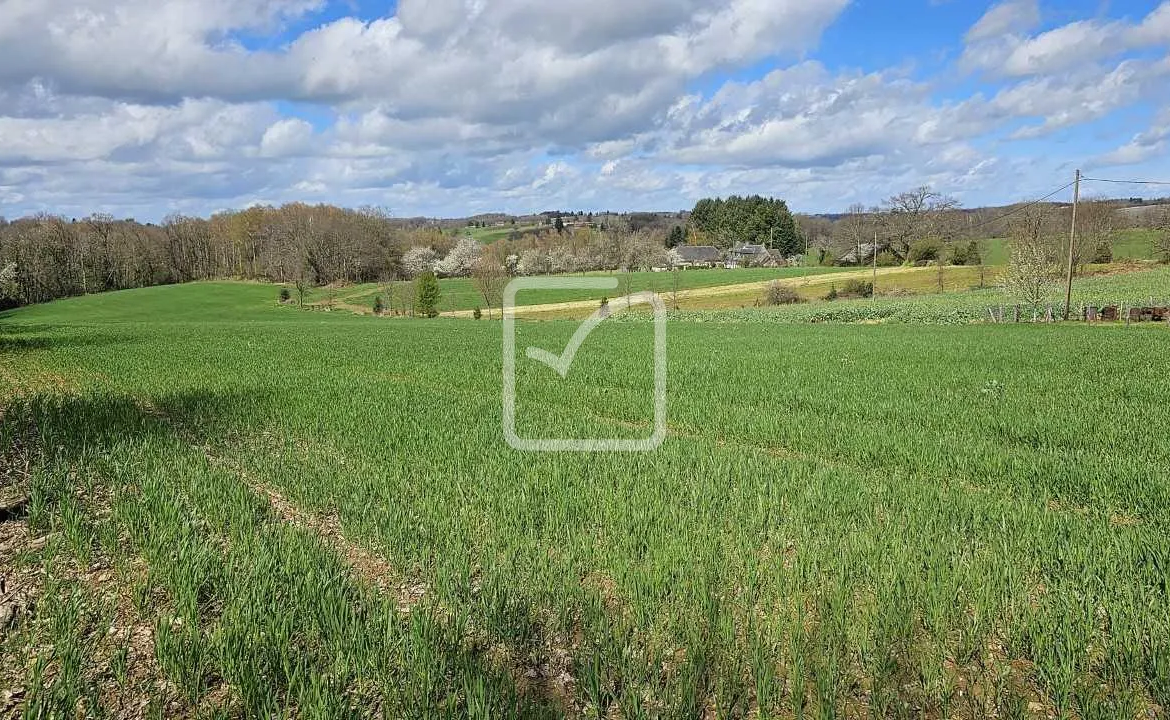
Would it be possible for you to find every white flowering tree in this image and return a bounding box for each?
[517,248,548,276]
[0,263,19,303]
[548,246,575,274]
[434,238,482,278]
[575,249,603,273]
[402,246,438,278]
[1001,207,1060,312]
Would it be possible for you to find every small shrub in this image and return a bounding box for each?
[373,295,385,315]
[908,238,943,265]
[473,306,482,320]
[1092,242,1113,264]
[763,282,804,306]
[948,241,981,266]
[413,271,441,318]
[1157,233,1170,264]
[279,288,291,303]
[876,251,900,267]
[819,251,837,267]
[839,279,874,299]
[823,284,839,301]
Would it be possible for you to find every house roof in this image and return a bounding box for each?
[731,243,768,255]
[676,245,722,262]
[839,242,878,264]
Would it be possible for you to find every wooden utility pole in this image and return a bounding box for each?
[1064,169,1081,320]
[872,229,878,301]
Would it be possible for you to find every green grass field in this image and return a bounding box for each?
[2,281,1170,718]
[462,224,545,243]
[979,238,1010,265]
[331,266,854,314]
[306,231,1164,317]
[976,231,1159,267]
[668,264,1170,323]
[1112,228,1165,261]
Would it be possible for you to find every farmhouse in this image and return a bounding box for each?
[726,243,778,268]
[675,245,723,268]
[838,242,879,265]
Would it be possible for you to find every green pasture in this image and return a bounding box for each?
[2,280,1169,717]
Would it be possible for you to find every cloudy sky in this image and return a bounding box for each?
[1,0,1169,221]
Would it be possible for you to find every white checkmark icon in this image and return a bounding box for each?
[525,307,608,378]
[502,279,666,452]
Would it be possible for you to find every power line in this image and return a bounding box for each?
[956,176,1169,235]
[866,174,1166,242]
[962,179,1078,235]
[1082,176,1170,186]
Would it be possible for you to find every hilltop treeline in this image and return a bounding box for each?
[795,189,1170,268]
[5,188,1165,310]
[0,204,696,308]
[689,196,802,254]
[0,205,436,307]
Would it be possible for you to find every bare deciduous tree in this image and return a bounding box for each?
[471,257,508,319]
[1155,206,1170,264]
[0,202,408,307]
[883,186,960,259]
[163,214,213,283]
[1073,200,1116,271]
[796,215,833,259]
[844,203,868,264]
[292,247,314,308]
[624,231,662,272]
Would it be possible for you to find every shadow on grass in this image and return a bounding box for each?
[0,325,140,354]
[4,389,559,719]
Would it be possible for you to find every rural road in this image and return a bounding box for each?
[440,266,919,318]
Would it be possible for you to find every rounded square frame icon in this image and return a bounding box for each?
[502,276,666,452]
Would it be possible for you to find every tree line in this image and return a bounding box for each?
[4,188,1165,312]
[794,186,1170,270]
[0,203,726,309]
[0,204,440,309]
[688,196,802,254]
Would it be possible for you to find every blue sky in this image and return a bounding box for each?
[1,0,1168,221]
